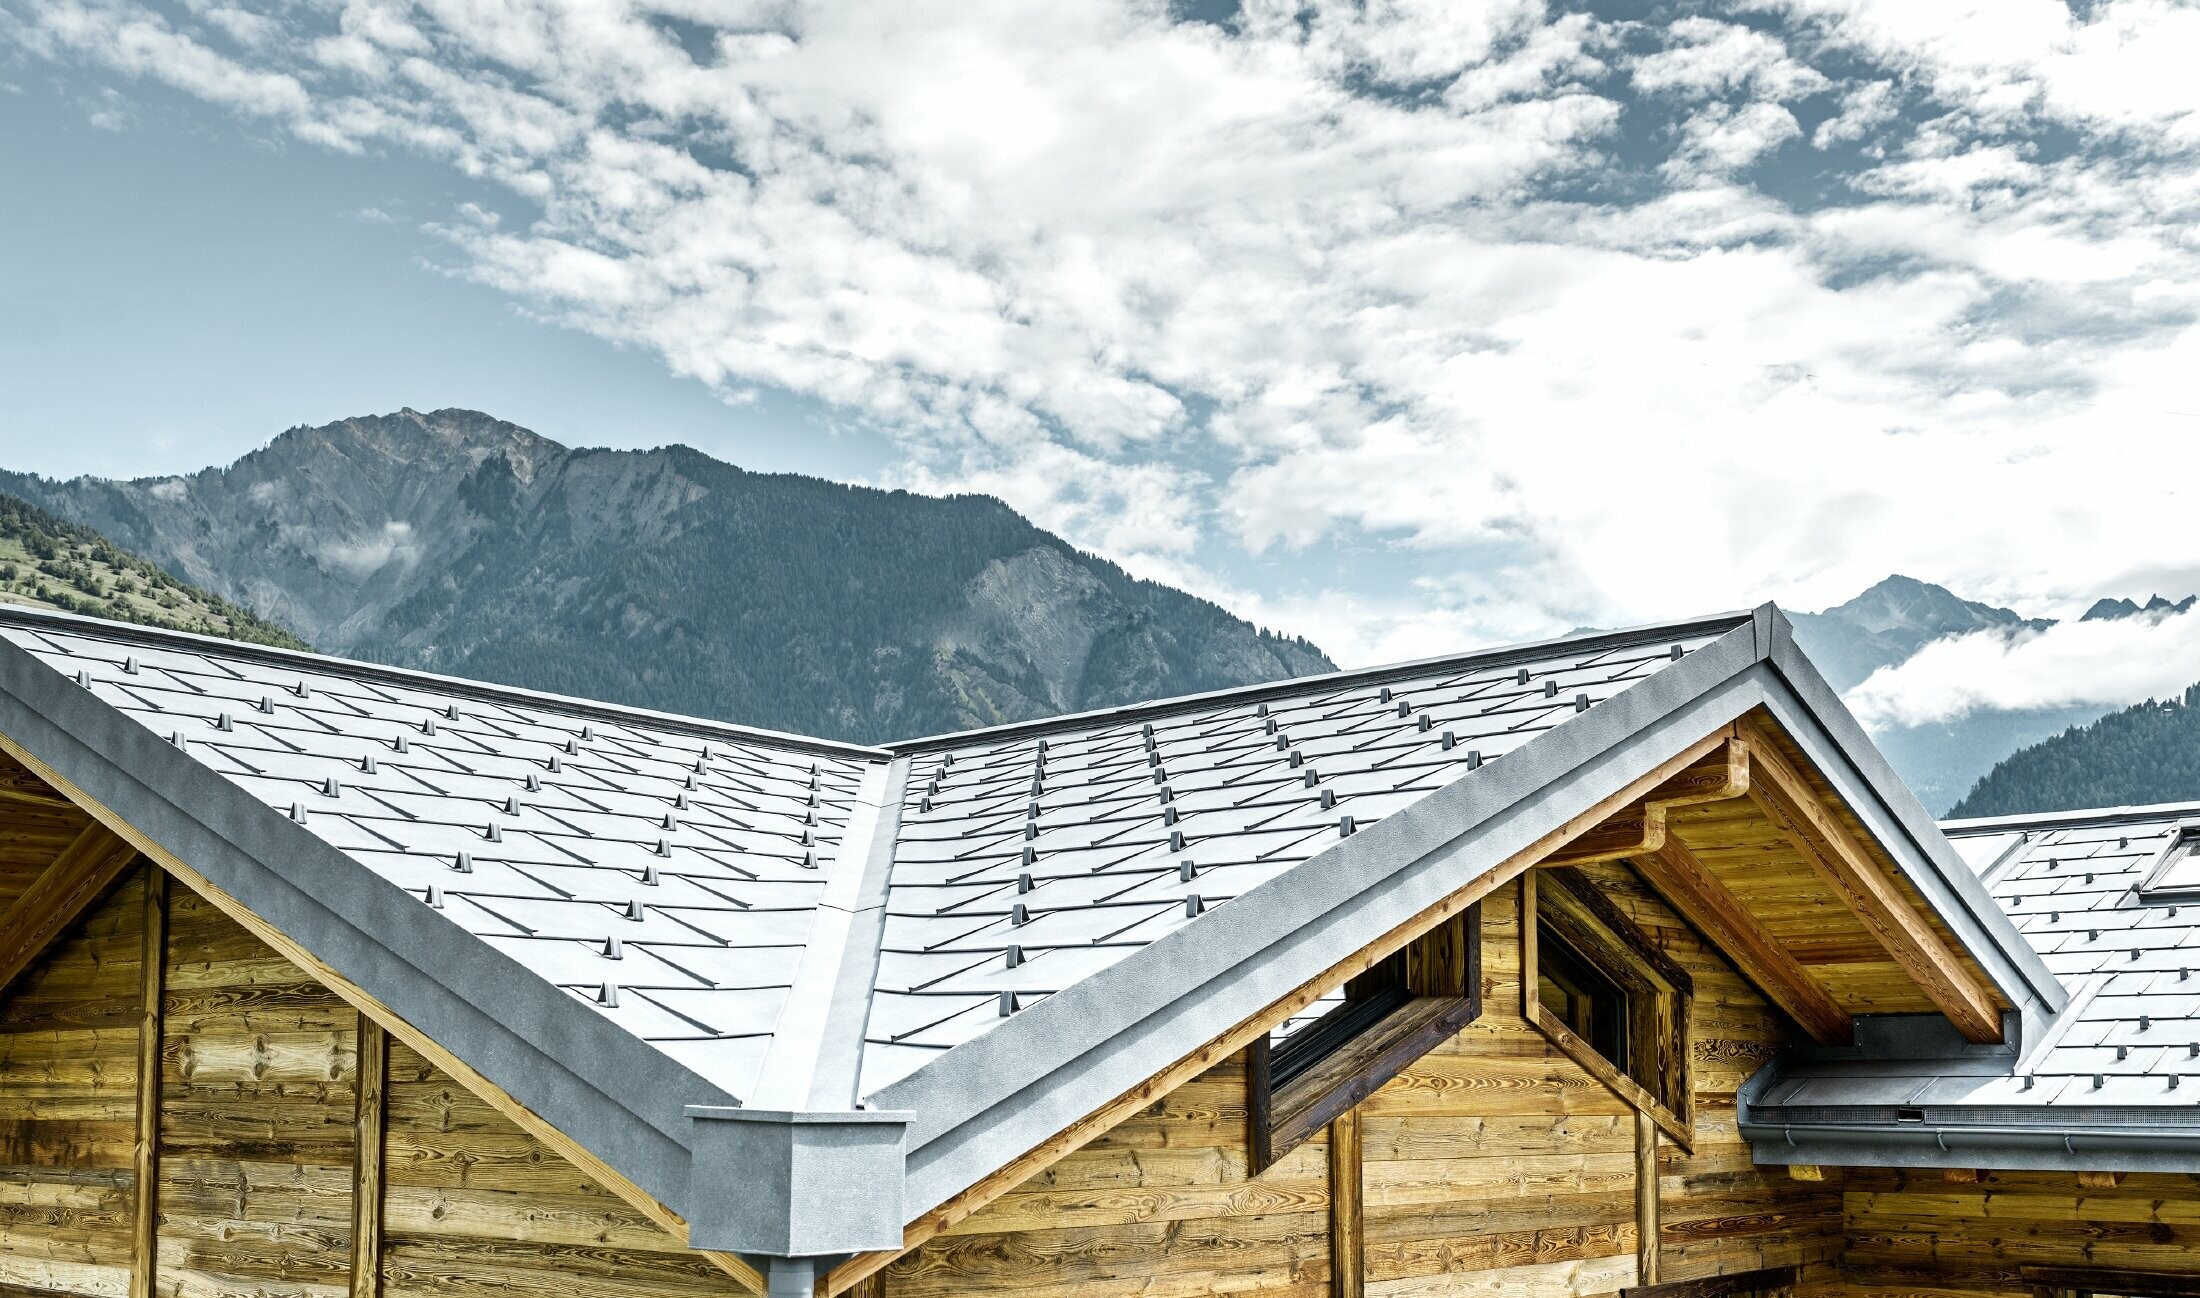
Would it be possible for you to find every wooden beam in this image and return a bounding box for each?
[2022,1266,2200,1298]
[1738,718,2004,1044]
[0,731,768,1298]
[1634,1108,1660,1288]
[130,868,167,1298]
[1541,735,1750,871]
[0,818,143,995]
[1328,1106,1363,1298]
[1545,805,1666,869]
[351,1014,388,1298]
[824,724,1743,1295]
[1631,837,1853,1045]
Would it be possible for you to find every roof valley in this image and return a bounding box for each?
[747,756,911,1112]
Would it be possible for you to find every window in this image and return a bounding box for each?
[1538,921,1630,1069]
[1270,950,1415,1088]
[1524,867,1694,1141]
[1249,907,1480,1171]
[2136,823,2200,898]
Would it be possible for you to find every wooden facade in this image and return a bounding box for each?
[0,723,2184,1298]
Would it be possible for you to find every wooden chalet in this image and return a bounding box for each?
[0,603,2191,1298]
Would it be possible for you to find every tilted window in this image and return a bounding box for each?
[1525,867,1695,1142]
[1248,907,1480,1171]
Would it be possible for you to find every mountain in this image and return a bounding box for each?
[1787,574,2050,692]
[0,409,1332,743]
[0,490,307,649]
[2082,594,2196,622]
[1950,684,2200,818]
[1788,575,2107,814]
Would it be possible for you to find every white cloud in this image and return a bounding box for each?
[8,0,2200,676]
[1849,606,2200,729]
[1631,17,1829,102]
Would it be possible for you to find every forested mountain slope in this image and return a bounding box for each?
[0,491,306,649]
[1951,686,2200,817]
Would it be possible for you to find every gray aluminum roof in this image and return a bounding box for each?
[1743,801,2200,1173]
[0,602,2061,1255]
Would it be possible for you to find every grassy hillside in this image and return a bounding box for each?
[0,492,307,650]
[1949,684,2200,818]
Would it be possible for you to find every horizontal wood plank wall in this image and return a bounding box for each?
[0,870,144,1298]
[866,866,1855,1298]
[1359,877,1642,1298]
[1564,861,1845,1287]
[879,1051,1333,1298]
[157,887,360,1298]
[378,1042,733,1298]
[1835,1167,2200,1296]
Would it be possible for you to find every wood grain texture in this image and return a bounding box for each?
[1330,1107,1362,1298]
[1636,1110,1659,1289]
[351,1016,387,1298]
[0,865,144,1298]
[0,822,140,999]
[128,870,163,1298]
[1735,718,2003,1044]
[1629,838,1851,1047]
[1844,1167,2200,1295]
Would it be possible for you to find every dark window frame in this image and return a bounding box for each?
[1524,866,1696,1147]
[1247,905,1481,1172]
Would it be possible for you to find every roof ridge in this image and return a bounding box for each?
[1943,800,2200,834]
[0,603,890,760]
[883,609,1756,752]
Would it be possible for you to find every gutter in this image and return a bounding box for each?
[1740,1115,2200,1175]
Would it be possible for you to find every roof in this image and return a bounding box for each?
[0,601,2061,1256]
[1742,801,2200,1172]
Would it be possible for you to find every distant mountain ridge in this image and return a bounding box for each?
[1788,575,2162,814]
[0,409,1331,743]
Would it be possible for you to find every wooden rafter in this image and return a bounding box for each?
[0,731,768,1298]
[1737,718,2004,1044]
[1542,735,1751,870]
[1631,837,1853,1046]
[0,817,143,996]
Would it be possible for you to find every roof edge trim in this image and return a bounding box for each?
[884,611,1756,752]
[0,604,887,760]
[1740,1115,2200,1176]
[1943,799,2200,834]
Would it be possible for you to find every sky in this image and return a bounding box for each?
[4,0,2200,716]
